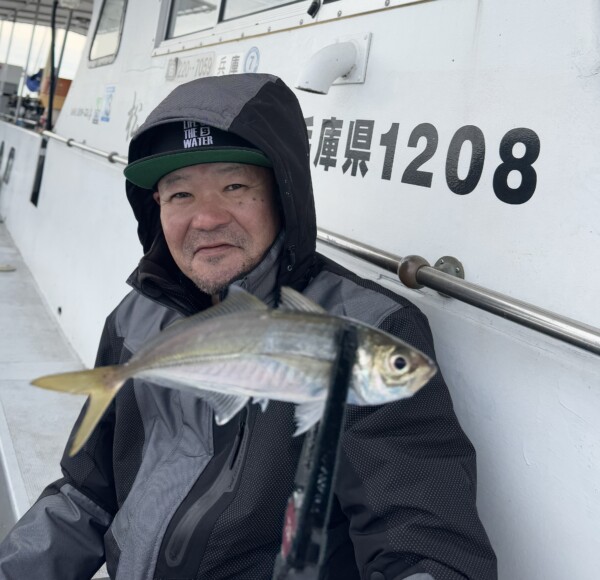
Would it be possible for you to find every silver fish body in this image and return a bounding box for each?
[32,286,437,455]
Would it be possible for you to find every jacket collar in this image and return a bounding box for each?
[227,230,284,306]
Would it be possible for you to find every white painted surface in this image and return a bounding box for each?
[0,0,598,578]
[0,223,108,577]
[319,244,600,579]
[0,123,141,365]
[0,223,84,513]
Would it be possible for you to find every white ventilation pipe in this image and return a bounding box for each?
[295,41,358,95]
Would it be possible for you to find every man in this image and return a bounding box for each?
[0,74,496,580]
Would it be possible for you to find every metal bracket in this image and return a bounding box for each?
[434,256,465,280]
[398,255,465,292]
[433,256,465,298]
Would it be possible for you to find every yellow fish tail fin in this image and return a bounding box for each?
[32,366,126,456]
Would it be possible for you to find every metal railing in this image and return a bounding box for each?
[317,228,600,357]
[0,113,37,127]
[31,129,600,356]
[41,130,128,165]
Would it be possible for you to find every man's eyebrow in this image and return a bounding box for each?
[159,164,251,190]
[213,164,252,176]
[159,172,187,188]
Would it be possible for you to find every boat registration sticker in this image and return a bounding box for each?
[166,53,216,82]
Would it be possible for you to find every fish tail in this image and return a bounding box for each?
[32,366,127,457]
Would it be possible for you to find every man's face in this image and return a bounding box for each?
[154,162,280,295]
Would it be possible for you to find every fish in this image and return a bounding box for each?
[32,286,437,456]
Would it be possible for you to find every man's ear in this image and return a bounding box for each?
[152,191,161,205]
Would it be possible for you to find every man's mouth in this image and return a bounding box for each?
[193,243,236,256]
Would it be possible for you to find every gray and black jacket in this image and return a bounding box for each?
[0,74,497,580]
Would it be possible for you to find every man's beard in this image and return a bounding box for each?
[182,229,257,295]
[189,257,258,296]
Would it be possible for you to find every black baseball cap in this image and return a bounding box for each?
[124,121,272,190]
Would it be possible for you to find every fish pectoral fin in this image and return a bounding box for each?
[197,390,249,425]
[279,287,326,314]
[252,397,269,413]
[293,401,325,436]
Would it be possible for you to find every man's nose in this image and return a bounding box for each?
[189,196,232,230]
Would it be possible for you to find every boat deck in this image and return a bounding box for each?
[0,222,108,576]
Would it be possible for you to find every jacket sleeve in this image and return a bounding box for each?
[335,304,497,580]
[0,315,122,580]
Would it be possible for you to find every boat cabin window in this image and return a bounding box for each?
[156,0,390,54]
[221,0,303,21]
[167,0,219,38]
[163,0,306,41]
[89,0,128,65]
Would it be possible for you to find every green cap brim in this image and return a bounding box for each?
[124,148,272,190]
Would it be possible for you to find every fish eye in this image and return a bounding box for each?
[390,355,408,372]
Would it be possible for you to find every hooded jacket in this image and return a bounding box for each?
[0,74,497,580]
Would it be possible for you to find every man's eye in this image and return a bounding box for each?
[170,191,192,200]
[224,183,245,192]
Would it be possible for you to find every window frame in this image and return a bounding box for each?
[164,0,221,41]
[153,0,427,57]
[154,0,309,53]
[88,0,129,68]
[220,0,304,24]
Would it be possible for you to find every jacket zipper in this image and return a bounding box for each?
[230,409,247,468]
[164,407,251,568]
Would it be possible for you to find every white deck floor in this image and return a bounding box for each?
[0,223,115,577]
[0,221,110,577]
[0,221,86,518]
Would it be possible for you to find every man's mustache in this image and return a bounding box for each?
[183,228,248,254]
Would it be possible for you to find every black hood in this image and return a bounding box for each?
[125,73,317,311]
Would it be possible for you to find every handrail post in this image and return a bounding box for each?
[0,10,17,113]
[56,10,73,80]
[14,0,42,125]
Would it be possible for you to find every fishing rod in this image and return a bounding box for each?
[272,326,358,580]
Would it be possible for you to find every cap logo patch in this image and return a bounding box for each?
[182,121,213,149]
[124,121,272,189]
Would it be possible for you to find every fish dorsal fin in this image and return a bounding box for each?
[293,400,325,436]
[221,286,269,312]
[211,286,269,317]
[159,287,268,337]
[279,287,326,314]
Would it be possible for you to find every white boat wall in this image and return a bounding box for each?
[0,0,599,578]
